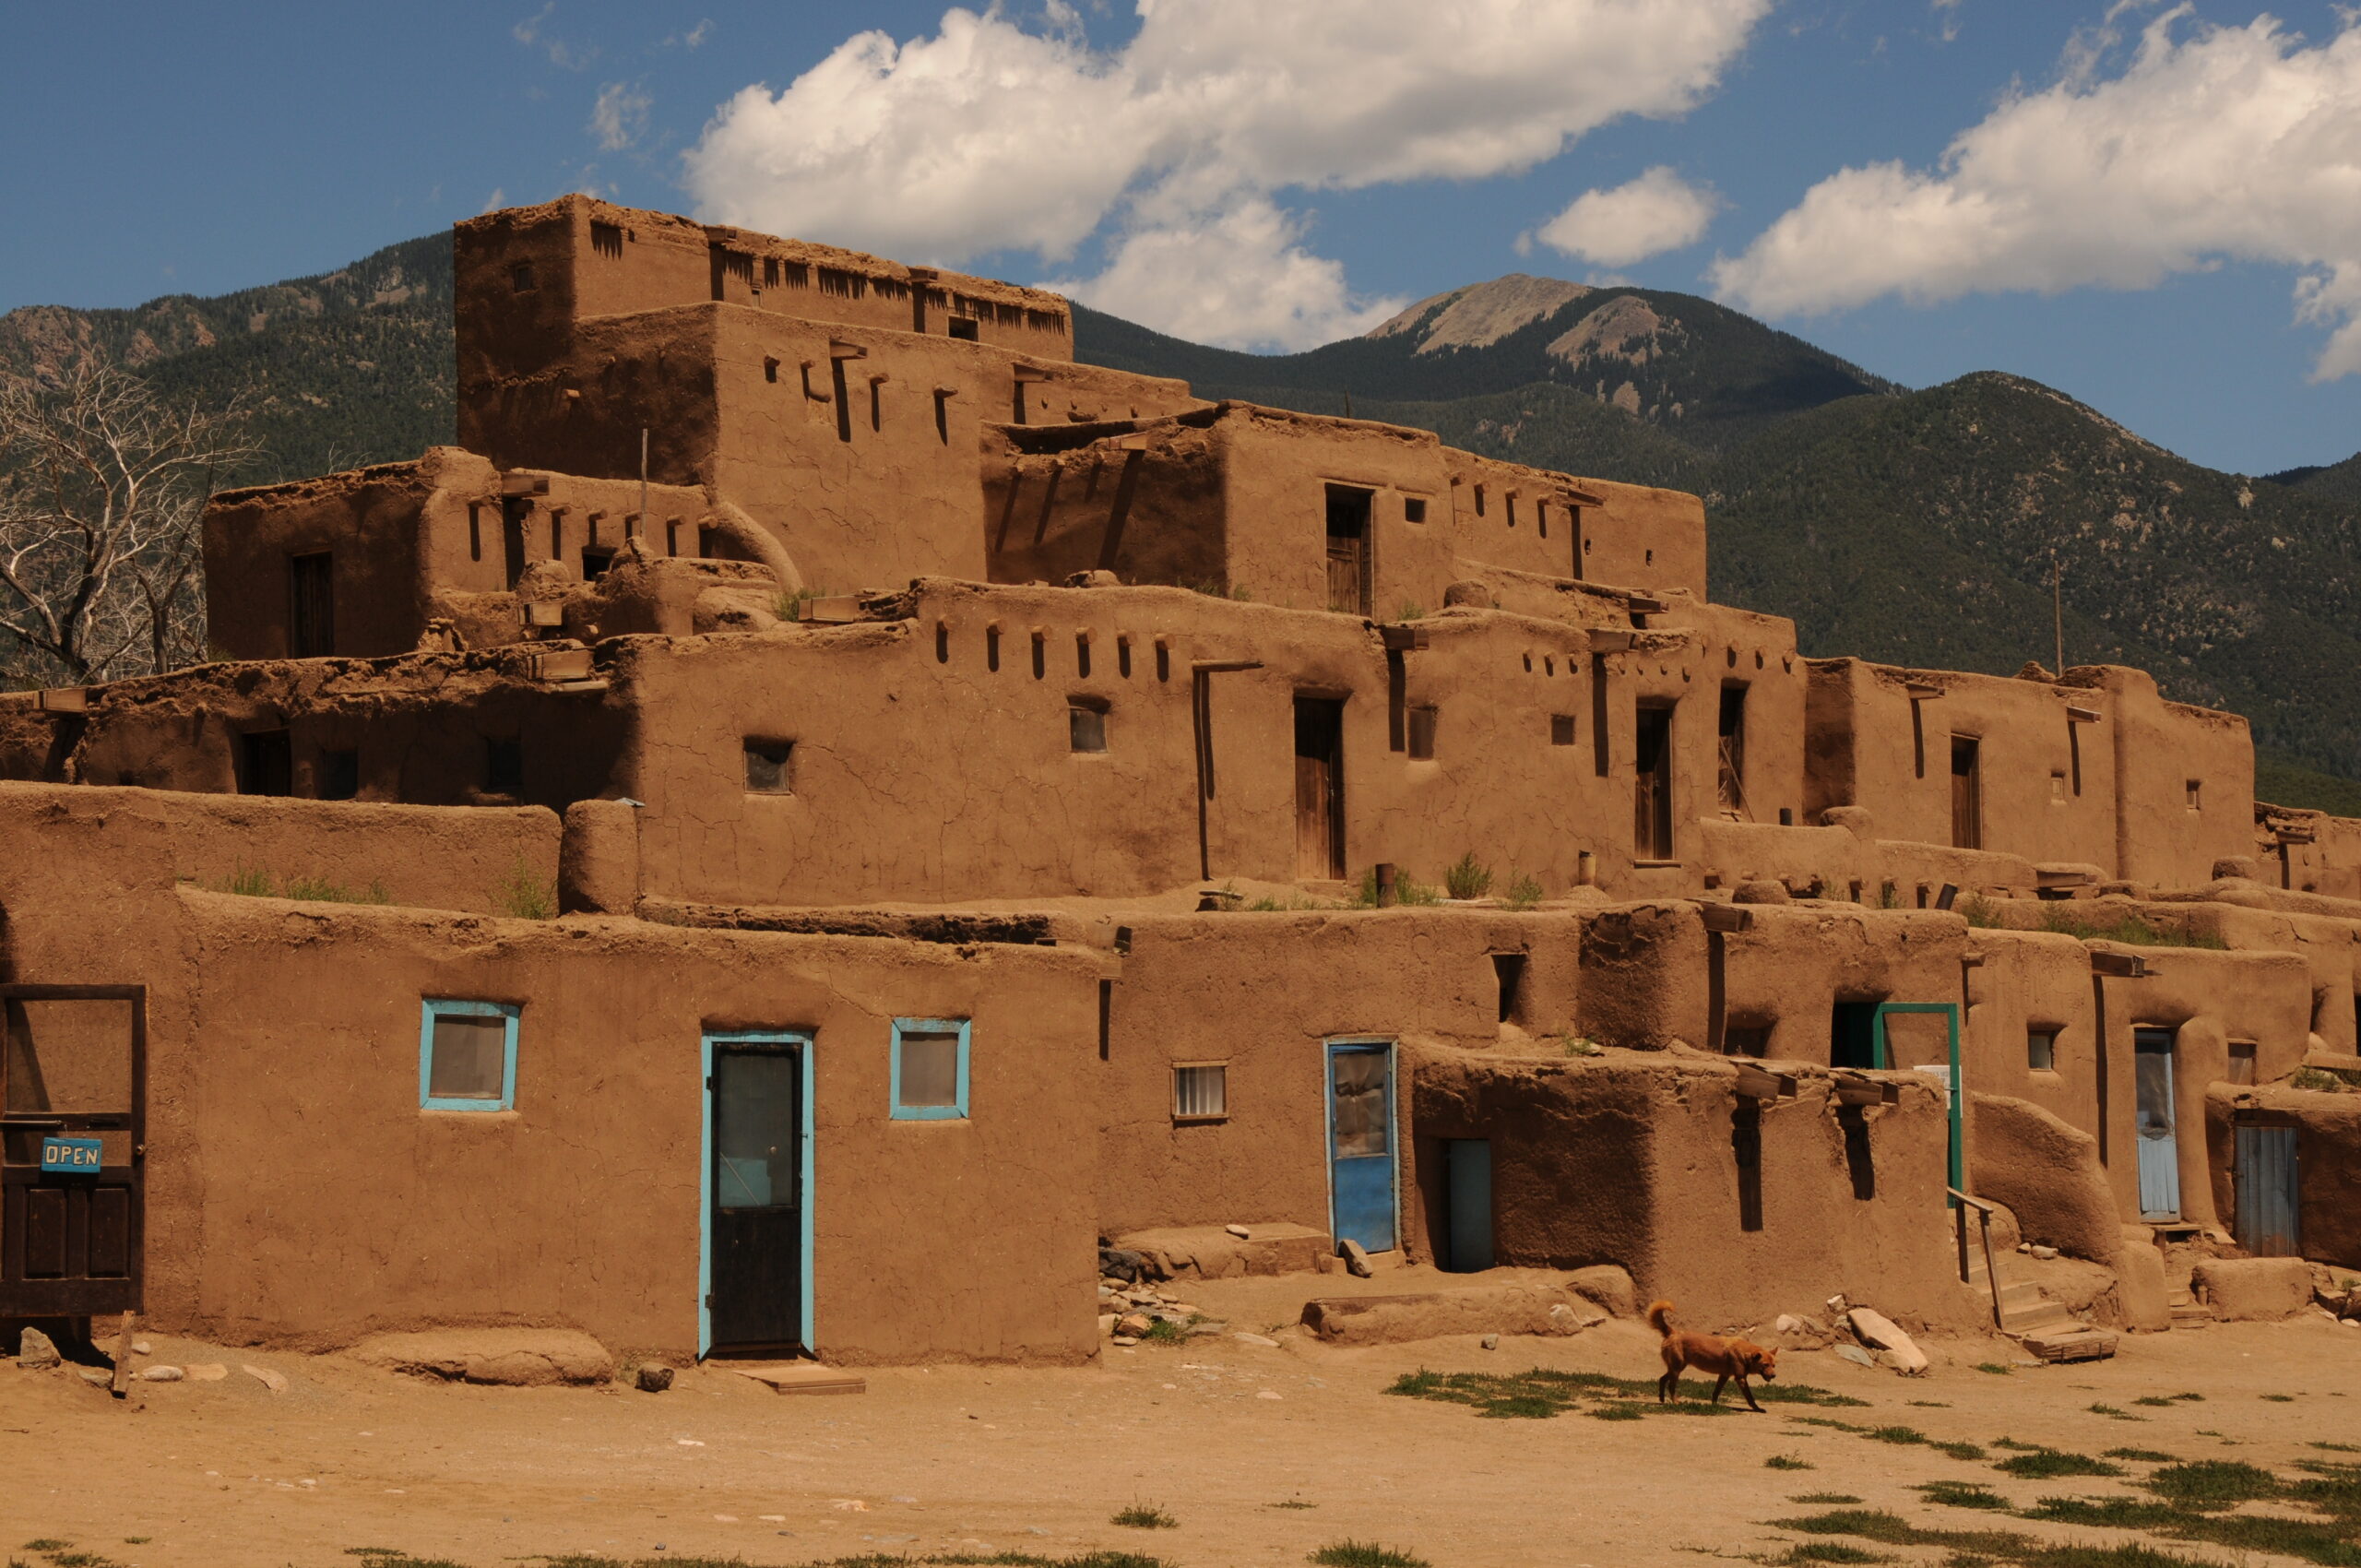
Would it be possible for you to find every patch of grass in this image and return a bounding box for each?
[1918,1481,2011,1511]
[2089,1403,2145,1420]
[1992,1448,2123,1479]
[2263,1393,2298,1402]
[2292,1067,2354,1094]
[1395,602,1427,623]
[1501,872,1545,910]
[1975,1362,2013,1375]
[208,865,390,904]
[1588,1404,1643,1421]
[2105,1449,2179,1463]
[1385,1365,1865,1421]
[1791,1494,1864,1505]
[2142,1461,2283,1510]
[1353,865,1441,908]
[1767,1455,1817,1470]
[1559,1033,1603,1057]
[1309,1543,1430,1568]
[1112,1504,1178,1529]
[494,855,555,920]
[22,1550,70,1557]
[1269,1502,1318,1510]
[1937,1442,1991,1461]
[2168,1392,2205,1402]
[2130,1396,2177,1408]
[2034,903,2226,949]
[1909,1401,1952,1408]
[2316,1443,2361,1455]
[1442,851,1493,901]
[1781,1546,1884,1564]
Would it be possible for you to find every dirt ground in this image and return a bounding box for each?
[4,1276,2357,1568]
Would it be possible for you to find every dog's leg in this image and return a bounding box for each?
[1738,1376,1763,1413]
[1711,1372,1729,1406]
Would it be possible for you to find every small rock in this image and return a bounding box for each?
[2029,1245,2059,1261]
[1341,1240,1373,1278]
[1225,1224,1252,1240]
[1825,1294,1848,1320]
[1110,1336,1140,1347]
[1116,1313,1152,1337]
[1098,1313,1120,1336]
[635,1363,675,1393]
[1256,1389,1283,1400]
[1833,1343,1875,1367]
[1480,1334,1501,1350]
[1233,1333,1279,1348]
[1775,1313,1803,1334]
[78,1368,111,1387]
[131,1338,153,1355]
[185,1363,229,1381]
[1185,1322,1227,1337]
[242,1364,288,1393]
[144,1365,185,1382]
[18,1327,61,1370]
[1846,1307,1928,1374]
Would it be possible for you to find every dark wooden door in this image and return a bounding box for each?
[1295,696,1346,879]
[1633,704,1674,860]
[1,986,145,1318]
[709,1043,803,1352]
[1324,487,1371,615]
[288,552,335,658]
[1951,735,1982,849]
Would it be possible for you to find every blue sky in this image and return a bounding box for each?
[4,1,2357,477]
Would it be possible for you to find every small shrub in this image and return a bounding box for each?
[1790,1494,1864,1505]
[1935,1441,1988,1460]
[2105,1448,2178,1463]
[1973,1362,2012,1375]
[2291,1066,2350,1093]
[1269,1501,1318,1510]
[1501,873,1545,910]
[1781,1547,1882,1564]
[2140,1459,2280,1509]
[1396,602,1427,623]
[1310,1542,1429,1568]
[2260,1393,2296,1402]
[2131,1396,2176,1408]
[1112,1503,1178,1529]
[495,856,556,920]
[1766,1454,1816,1470]
[1560,1034,1603,1057]
[1354,867,1441,907]
[1588,1403,1642,1420]
[1993,1447,2122,1479]
[1916,1480,2009,1511]
[1443,851,1494,901]
[2089,1402,2144,1420]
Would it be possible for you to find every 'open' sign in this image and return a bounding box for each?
[40,1136,102,1173]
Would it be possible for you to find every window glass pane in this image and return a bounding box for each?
[2028,1031,2056,1072]
[897,1031,961,1109]
[716,1051,799,1208]
[429,1014,507,1100]
[1174,1064,1226,1117]
[1331,1050,1390,1157]
[1070,705,1107,753]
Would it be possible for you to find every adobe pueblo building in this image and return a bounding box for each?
[3,196,2356,1369]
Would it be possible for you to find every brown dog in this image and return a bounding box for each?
[1649,1299,1776,1411]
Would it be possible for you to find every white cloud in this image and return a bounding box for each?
[1534,167,1719,267]
[1712,10,2361,379]
[1047,198,1404,351]
[590,82,651,150]
[514,1,594,69]
[681,0,1767,344]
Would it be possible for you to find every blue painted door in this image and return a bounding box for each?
[2133,1028,2180,1220]
[2234,1123,2299,1257]
[1327,1041,1395,1253]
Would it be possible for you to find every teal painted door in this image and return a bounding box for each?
[1326,1042,1395,1253]
[2133,1028,2180,1221]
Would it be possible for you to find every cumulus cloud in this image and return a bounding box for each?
[1534,167,1719,267]
[590,83,651,150]
[681,0,1767,347]
[1712,10,2361,379]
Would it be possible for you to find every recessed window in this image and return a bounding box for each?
[765,357,780,384]
[2228,1040,2257,1085]
[891,1019,969,1120]
[318,748,360,802]
[2028,1029,2058,1072]
[948,316,979,341]
[2186,778,2202,811]
[239,730,292,798]
[485,737,524,795]
[1473,484,1487,517]
[1406,705,1439,760]
[1404,497,1428,524]
[1069,697,1109,753]
[420,1000,518,1111]
[580,547,615,581]
[1550,714,1577,746]
[1173,1062,1227,1120]
[744,738,794,794]
[1725,1026,1769,1058]
[510,261,537,293]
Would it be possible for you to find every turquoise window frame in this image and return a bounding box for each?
[699,1028,815,1361]
[418,998,520,1111]
[889,1017,970,1120]
[1870,1001,1963,1200]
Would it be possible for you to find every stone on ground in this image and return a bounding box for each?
[17,1327,60,1370]
[350,1327,614,1386]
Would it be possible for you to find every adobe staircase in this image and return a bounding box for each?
[1960,1235,2120,1362]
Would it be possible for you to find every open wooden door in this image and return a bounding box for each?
[1294,696,1346,879]
[1,986,145,1319]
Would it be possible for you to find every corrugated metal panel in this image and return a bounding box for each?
[2235,1124,2300,1258]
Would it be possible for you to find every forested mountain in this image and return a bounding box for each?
[9,239,2360,808]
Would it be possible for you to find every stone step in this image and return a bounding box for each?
[2017,1325,2119,1362]
[2003,1301,2078,1333]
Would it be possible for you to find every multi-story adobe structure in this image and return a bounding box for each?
[1,196,2355,1369]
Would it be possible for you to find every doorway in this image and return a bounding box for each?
[0,985,146,1319]
[1442,1138,1493,1272]
[2133,1027,2180,1221]
[1633,703,1675,860]
[1324,486,1372,615]
[1294,696,1346,879]
[2232,1118,2299,1257]
[1952,736,1983,849]
[1717,686,1748,818]
[1830,1001,1880,1069]
[1326,1039,1396,1254]
[702,1031,811,1358]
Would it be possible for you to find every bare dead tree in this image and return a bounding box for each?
[0,362,257,686]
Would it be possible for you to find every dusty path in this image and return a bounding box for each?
[3,1313,2355,1568]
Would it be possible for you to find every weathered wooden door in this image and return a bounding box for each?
[705,1037,806,1355]
[2133,1028,2180,1220]
[1324,487,1371,615]
[2233,1119,2299,1257]
[1327,1041,1395,1253]
[0,985,145,1318]
[1294,696,1346,879]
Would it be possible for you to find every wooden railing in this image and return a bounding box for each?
[1949,1186,2005,1329]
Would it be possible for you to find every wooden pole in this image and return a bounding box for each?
[2052,552,2064,677]
[639,428,650,529]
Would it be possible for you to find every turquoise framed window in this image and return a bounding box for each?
[890,1018,969,1120]
[419,999,519,1111]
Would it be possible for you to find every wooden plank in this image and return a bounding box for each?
[732,1364,866,1396]
[111,1310,136,1398]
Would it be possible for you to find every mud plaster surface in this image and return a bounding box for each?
[5,1311,2355,1568]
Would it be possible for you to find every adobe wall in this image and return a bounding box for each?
[2091,666,2255,888]
[1442,453,1705,600]
[1219,408,1459,616]
[984,414,1228,588]
[2205,1084,2361,1268]
[0,781,556,915]
[1415,1055,1977,1330]
[2256,804,2361,899]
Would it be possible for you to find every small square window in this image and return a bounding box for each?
[745,738,793,793]
[510,261,537,293]
[949,316,979,341]
[892,1019,969,1120]
[1550,714,1577,746]
[1407,705,1439,760]
[421,1000,518,1111]
[1724,1026,1769,1059]
[318,748,360,802]
[1173,1063,1228,1120]
[765,357,780,384]
[2228,1040,2257,1085]
[1404,497,1428,524]
[2028,1029,2058,1072]
[1069,697,1109,753]
[485,736,524,794]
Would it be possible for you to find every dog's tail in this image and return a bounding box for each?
[1646,1299,1676,1337]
